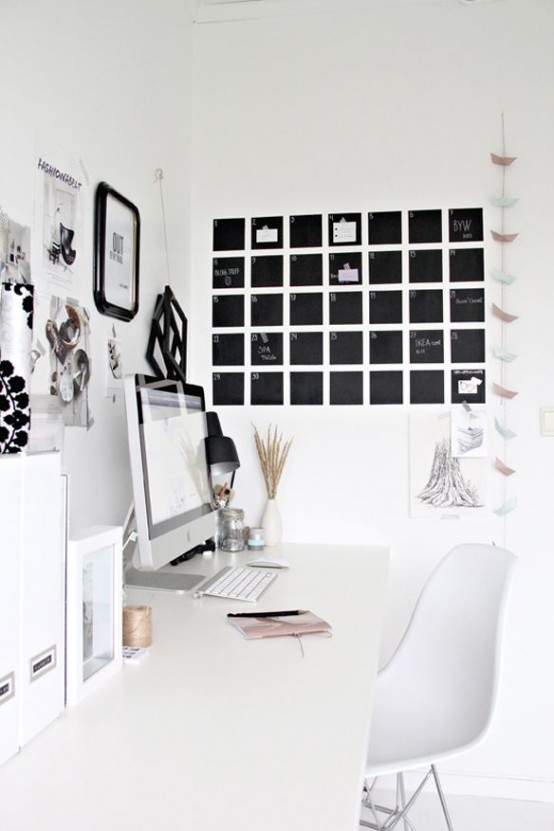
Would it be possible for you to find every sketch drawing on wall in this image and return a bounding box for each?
[410,410,487,518]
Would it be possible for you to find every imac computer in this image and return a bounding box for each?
[123,373,216,592]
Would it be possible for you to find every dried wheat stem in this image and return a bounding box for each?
[253,424,293,499]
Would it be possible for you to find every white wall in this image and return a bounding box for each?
[190,0,554,802]
[0,0,196,529]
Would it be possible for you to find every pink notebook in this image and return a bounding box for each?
[228,611,332,640]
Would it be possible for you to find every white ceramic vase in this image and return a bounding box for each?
[262,498,282,547]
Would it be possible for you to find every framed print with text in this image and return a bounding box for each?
[94,181,140,321]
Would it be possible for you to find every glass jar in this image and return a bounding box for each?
[217,507,245,552]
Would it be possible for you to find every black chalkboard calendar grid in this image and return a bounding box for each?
[211,207,486,406]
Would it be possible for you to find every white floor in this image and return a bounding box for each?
[360,791,554,831]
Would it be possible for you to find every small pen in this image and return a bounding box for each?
[227,609,306,619]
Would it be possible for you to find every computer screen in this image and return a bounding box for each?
[123,373,216,590]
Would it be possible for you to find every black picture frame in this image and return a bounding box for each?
[94,182,140,321]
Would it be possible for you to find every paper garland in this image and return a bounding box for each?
[490,114,519,515]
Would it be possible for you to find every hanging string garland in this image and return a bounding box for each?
[490,112,519,518]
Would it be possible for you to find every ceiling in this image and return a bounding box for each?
[194,0,505,24]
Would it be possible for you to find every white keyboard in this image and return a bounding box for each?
[194,566,277,602]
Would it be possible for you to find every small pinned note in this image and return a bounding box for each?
[333,218,357,244]
[256,225,278,244]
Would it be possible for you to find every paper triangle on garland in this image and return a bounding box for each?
[495,417,517,440]
[489,195,519,208]
[493,346,518,362]
[491,230,519,243]
[491,267,517,285]
[493,382,518,399]
[495,457,516,476]
[490,152,517,166]
[494,498,517,516]
[492,302,519,322]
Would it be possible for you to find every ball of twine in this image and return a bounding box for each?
[123,605,152,648]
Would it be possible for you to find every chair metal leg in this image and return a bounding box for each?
[360,771,430,830]
[397,773,413,831]
[361,767,455,831]
[431,765,454,831]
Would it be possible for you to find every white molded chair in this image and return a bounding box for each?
[361,543,517,831]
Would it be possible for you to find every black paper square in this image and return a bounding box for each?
[212,333,244,366]
[212,294,244,328]
[290,331,323,365]
[451,369,486,404]
[409,249,443,283]
[449,248,485,282]
[289,214,323,248]
[448,208,483,243]
[368,250,402,284]
[329,291,363,325]
[212,372,244,405]
[368,211,402,245]
[290,292,323,326]
[290,253,323,287]
[251,372,284,405]
[410,370,444,404]
[370,371,403,404]
[329,252,362,285]
[329,331,364,364]
[251,293,283,327]
[212,257,245,289]
[213,218,245,252]
[450,289,485,322]
[409,330,445,364]
[251,216,283,249]
[328,213,362,246]
[290,372,323,405]
[450,329,485,363]
[369,330,403,364]
[409,210,442,244]
[330,371,363,405]
[251,255,283,288]
[251,332,283,366]
[369,290,402,324]
[409,289,443,324]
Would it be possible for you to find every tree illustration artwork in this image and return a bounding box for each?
[418,437,482,509]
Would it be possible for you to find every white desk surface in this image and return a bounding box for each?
[0,543,389,831]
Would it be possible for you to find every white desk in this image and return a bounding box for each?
[0,543,389,831]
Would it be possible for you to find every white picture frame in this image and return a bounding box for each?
[66,526,123,705]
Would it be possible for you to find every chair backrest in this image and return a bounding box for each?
[376,543,517,762]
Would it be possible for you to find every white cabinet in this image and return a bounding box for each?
[0,457,23,765]
[0,452,66,761]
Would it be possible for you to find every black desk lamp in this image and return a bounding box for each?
[205,412,240,490]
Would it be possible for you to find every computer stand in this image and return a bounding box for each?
[124,565,206,594]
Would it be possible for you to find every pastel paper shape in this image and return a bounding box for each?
[495,417,517,440]
[494,498,517,516]
[492,303,519,322]
[493,346,518,362]
[495,457,516,476]
[493,382,518,399]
